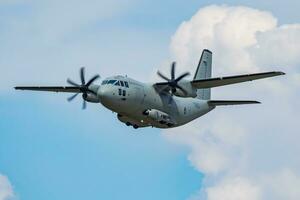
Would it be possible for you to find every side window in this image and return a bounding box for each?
[118,89,122,96]
[124,81,129,88]
[184,107,187,115]
[120,81,124,87]
[101,80,107,85]
[122,90,126,96]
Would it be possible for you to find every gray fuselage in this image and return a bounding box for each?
[96,75,214,128]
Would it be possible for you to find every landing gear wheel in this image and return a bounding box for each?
[133,125,139,129]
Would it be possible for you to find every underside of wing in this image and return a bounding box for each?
[208,100,261,106]
[191,71,285,89]
[15,86,81,93]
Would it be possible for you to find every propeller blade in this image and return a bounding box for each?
[67,93,79,102]
[171,62,176,80]
[157,71,170,82]
[175,72,190,82]
[68,67,101,110]
[86,74,100,87]
[87,89,98,95]
[67,78,80,87]
[80,67,85,85]
[82,100,87,109]
[175,85,188,95]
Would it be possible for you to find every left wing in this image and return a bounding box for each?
[15,86,81,93]
[191,71,285,89]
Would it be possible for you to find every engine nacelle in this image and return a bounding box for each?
[143,109,173,125]
[82,93,100,103]
[173,81,197,98]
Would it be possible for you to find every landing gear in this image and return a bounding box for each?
[133,125,139,129]
[125,122,138,129]
[167,123,173,128]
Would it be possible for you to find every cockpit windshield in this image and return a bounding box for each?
[102,80,117,85]
[101,79,129,87]
[108,80,117,84]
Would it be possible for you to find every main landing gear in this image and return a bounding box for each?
[125,122,139,129]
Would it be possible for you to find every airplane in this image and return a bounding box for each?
[15,49,285,129]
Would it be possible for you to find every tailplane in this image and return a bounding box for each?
[208,100,260,106]
[194,49,212,100]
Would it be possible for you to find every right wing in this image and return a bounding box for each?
[191,71,285,89]
[15,86,81,93]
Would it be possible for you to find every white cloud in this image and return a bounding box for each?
[0,174,14,200]
[163,5,300,200]
[250,24,300,70]
[260,169,300,200]
[169,5,277,74]
[206,177,262,200]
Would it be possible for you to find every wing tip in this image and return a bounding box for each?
[208,100,261,106]
[276,71,286,75]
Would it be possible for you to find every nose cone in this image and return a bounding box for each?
[98,86,116,109]
[98,87,109,103]
[99,85,123,112]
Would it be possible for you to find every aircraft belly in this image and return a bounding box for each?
[118,85,214,128]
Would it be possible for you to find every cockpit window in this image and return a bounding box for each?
[102,79,128,87]
[107,80,117,85]
[124,81,129,88]
[101,80,108,85]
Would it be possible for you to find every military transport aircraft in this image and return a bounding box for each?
[15,49,285,129]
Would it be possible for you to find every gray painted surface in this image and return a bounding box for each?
[193,49,212,100]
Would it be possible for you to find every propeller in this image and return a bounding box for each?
[67,67,100,109]
[157,62,190,95]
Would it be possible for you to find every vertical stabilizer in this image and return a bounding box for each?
[193,49,212,100]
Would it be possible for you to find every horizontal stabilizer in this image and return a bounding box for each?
[192,71,285,89]
[208,100,261,106]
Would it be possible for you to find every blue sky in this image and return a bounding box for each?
[0,0,299,200]
[1,95,202,200]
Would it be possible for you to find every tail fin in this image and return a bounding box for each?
[194,49,212,100]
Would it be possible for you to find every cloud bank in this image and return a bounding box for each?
[163,5,300,200]
[0,174,14,200]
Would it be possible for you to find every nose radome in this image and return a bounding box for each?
[98,86,113,102]
[98,87,107,102]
